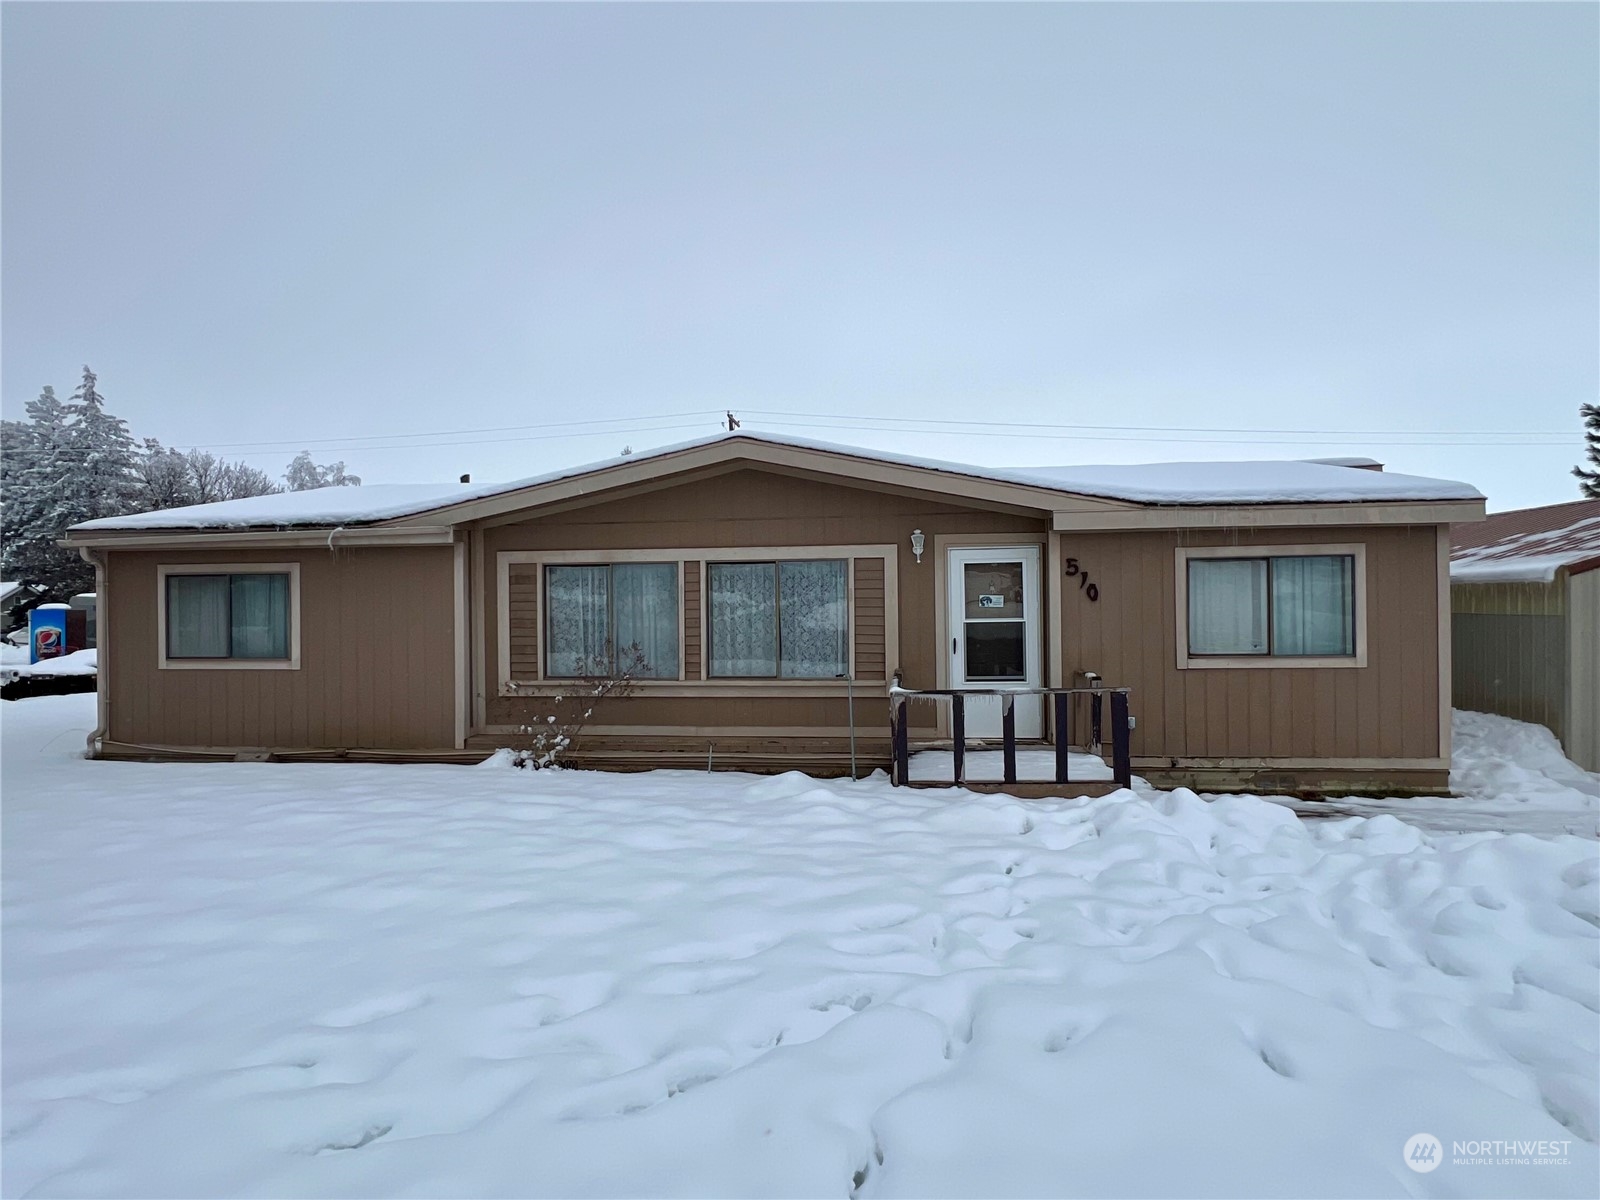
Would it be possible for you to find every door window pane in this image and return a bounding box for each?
[778,560,848,678]
[709,562,777,676]
[167,574,230,657]
[230,573,290,659]
[963,562,1025,619]
[612,563,679,679]
[546,565,610,677]
[1271,555,1355,656]
[966,621,1026,680]
[1188,559,1269,654]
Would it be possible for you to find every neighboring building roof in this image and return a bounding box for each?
[69,430,1485,534]
[1450,498,1600,583]
[0,581,35,603]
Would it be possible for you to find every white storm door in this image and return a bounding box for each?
[947,546,1043,739]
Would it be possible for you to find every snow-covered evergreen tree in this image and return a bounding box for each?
[2,385,88,596]
[2,369,139,597]
[1576,403,1599,499]
[285,450,361,490]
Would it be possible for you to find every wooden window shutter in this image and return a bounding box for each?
[852,556,887,680]
[507,564,540,681]
[682,560,702,679]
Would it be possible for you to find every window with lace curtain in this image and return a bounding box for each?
[544,562,679,679]
[708,560,848,678]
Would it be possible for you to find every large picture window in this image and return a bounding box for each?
[545,562,679,678]
[708,559,848,678]
[1187,554,1356,657]
[166,572,292,660]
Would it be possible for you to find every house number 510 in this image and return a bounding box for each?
[1064,558,1100,602]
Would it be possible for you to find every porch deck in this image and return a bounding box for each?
[905,745,1123,798]
[890,682,1133,797]
[908,747,1114,783]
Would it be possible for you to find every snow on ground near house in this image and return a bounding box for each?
[3,696,1596,1199]
[1262,711,1600,839]
[0,647,96,684]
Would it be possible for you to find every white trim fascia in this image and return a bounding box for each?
[66,526,455,550]
[1174,543,1369,670]
[1046,533,1064,689]
[1054,500,1485,531]
[156,562,302,671]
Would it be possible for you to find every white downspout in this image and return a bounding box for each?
[77,546,108,759]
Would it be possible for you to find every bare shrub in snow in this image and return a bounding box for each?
[503,644,649,768]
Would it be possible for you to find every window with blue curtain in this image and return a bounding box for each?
[166,572,291,659]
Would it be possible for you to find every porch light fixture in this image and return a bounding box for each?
[910,529,925,564]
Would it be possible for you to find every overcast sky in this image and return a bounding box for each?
[3,3,1594,510]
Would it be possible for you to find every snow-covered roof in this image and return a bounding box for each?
[0,582,24,603]
[1450,499,1600,583]
[70,431,1484,533]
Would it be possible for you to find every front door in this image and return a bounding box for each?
[947,546,1043,739]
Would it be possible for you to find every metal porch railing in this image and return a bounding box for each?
[888,681,1132,789]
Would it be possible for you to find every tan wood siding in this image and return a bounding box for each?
[683,561,702,679]
[106,546,455,750]
[1060,525,1444,761]
[853,556,887,680]
[484,468,1044,729]
[507,563,540,681]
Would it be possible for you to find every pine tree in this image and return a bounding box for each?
[1575,403,1600,499]
[285,450,361,490]
[2,385,82,596]
[2,369,139,597]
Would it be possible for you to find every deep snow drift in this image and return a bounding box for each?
[2,695,1596,1198]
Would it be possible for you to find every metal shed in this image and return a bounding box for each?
[1451,499,1600,772]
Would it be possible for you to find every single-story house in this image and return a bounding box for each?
[1450,498,1600,772]
[1,580,43,635]
[64,432,1485,794]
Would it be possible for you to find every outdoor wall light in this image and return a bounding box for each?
[910,529,925,564]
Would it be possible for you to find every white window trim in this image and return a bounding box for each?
[495,545,899,695]
[1174,543,1367,670]
[157,563,302,671]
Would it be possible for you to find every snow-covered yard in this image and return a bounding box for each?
[3,695,1596,1198]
